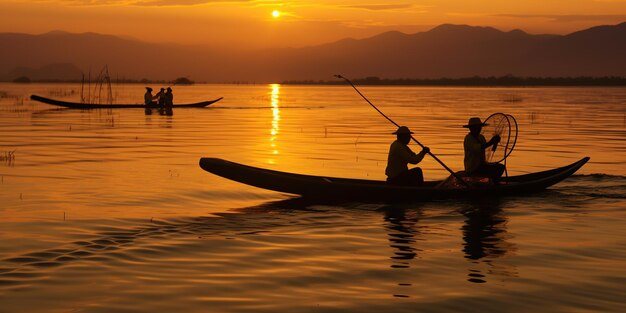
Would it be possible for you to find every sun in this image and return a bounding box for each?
[272,10,280,18]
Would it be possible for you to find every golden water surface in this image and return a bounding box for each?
[1,83,625,312]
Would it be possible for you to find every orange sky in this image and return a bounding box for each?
[2,0,626,48]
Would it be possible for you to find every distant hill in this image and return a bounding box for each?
[1,22,625,82]
[5,63,83,81]
[0,31,219,82]
[261,22,626,81]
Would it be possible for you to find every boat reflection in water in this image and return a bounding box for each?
[460,199,518,283]
[383,208,422,269]
[382,206,423,298]
[380,199,518,292]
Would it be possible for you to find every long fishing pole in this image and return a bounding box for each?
[334,74,467,185]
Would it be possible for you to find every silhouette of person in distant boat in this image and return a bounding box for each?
[463,117,505,181]
[385,126,430,186]
[144,87,155,115]
[163,87,174,116]
[155,87,166,112]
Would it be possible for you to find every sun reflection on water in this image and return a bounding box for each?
[269,84,281,164]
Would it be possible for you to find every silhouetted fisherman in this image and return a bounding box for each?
[164,87,173,116]
[385,126,430,186]
[155,87,166,113]
[463,117,504,181]
[144,87,154,115]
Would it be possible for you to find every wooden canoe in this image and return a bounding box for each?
[199,157,590,201]
[30,94,222,109]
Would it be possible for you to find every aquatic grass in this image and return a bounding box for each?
[501,94,523,102]
[1,150,16,166]
[7,97,32,113]
[528,112,538,124]
[47,88,78,97]
[103,115,115,127]
[0,94,35,114]
[0,90,23,107]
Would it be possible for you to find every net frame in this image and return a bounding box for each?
[481,113,518,164]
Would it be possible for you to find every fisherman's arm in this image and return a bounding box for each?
[483,135,501,149]
[404,146,430,164]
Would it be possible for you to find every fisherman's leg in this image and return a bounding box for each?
[495,163,505,177]
[486,163,504,177]
[483,163,505,182]
[408,167,424,185]
[388,170,414,186]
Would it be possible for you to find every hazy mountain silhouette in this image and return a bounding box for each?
[0,31,229,82]
[1,22,625,82]
[6,63,83,81]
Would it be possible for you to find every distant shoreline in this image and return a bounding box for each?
[3,76,626,87]
[282,76,626,87]
[4,76,198,85]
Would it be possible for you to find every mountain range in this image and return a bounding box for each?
[1,22,625,82]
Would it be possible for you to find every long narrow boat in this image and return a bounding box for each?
[30,94,222,109]
[199,157,590,201]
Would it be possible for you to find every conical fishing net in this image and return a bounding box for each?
[481,113,518,163]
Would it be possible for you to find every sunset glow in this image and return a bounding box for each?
[1,0,625,49]
[1,0,626,310]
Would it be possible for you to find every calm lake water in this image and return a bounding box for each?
[1,83,625,312]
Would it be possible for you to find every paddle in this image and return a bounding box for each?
[334,74,468,187]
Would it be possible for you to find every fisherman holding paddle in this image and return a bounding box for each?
[385,126,430,185]
[335,74,469,187]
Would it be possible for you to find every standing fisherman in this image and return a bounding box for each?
[144,87,154,115]
[155,88,166,113]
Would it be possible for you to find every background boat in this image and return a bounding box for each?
[30,94,223,109]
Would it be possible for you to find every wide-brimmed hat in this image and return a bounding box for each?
[145,87,153,91]
[392,126,413,135]
[463,117,488,128]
